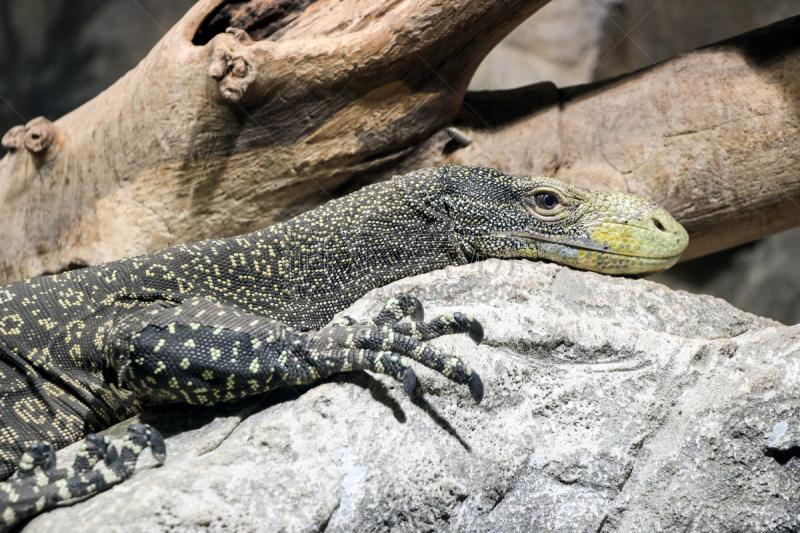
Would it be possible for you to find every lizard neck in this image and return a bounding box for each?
[277,170,465,329]
[222,169,466,330]
[116,168,464,331]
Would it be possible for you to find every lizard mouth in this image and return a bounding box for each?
[503,231,685,260]
[498,231,685,275]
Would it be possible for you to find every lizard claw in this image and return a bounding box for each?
[149,428,167,464]
[126,424,167,464]
[410,297,424,322]
[469,372,484,404]
[402,367,418,396]
[469,320,484,345]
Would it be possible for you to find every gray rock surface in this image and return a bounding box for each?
[24,260,800,532]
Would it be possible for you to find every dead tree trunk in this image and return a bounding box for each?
[398,17,800,261]
[1,0,799,282]
[0,0,550,284]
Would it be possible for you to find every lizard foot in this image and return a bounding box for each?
[332,293,424,328]
[0,424,165,530]
[363,293,425,326]
[311,295,485,403]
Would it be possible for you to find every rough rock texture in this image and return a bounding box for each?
[23,260,800,532]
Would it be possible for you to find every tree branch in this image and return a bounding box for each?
[397,15,800,260]
[0,0,550,284]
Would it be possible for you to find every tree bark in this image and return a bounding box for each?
[0,0,550,284]
[1,1,798,283]
[400,16,800,261]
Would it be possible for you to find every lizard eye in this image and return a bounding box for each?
[534,192,559,211]
[526,188,568,219]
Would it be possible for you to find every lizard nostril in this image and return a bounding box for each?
[652,218,668,232]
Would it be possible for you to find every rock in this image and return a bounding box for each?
[23,260,799,532]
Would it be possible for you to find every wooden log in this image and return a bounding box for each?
[1,3,798,283]
[399,16,800,260]
[0,0,550,284]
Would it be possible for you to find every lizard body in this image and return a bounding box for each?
[0,165,687,528]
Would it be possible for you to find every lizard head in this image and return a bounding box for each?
[435,166,689,275]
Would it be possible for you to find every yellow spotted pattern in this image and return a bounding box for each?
[0,165,686,496]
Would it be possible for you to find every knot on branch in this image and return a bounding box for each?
[2,126,25,154]
[225,27,254,45]
[208,28,256,104]
[23,117,58,155]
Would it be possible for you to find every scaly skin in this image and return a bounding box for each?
[0,165,687,529]
[441,170,687,275]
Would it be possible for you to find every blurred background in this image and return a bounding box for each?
[1,0,800,324]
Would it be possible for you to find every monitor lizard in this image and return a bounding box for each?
[0,165,688,529]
